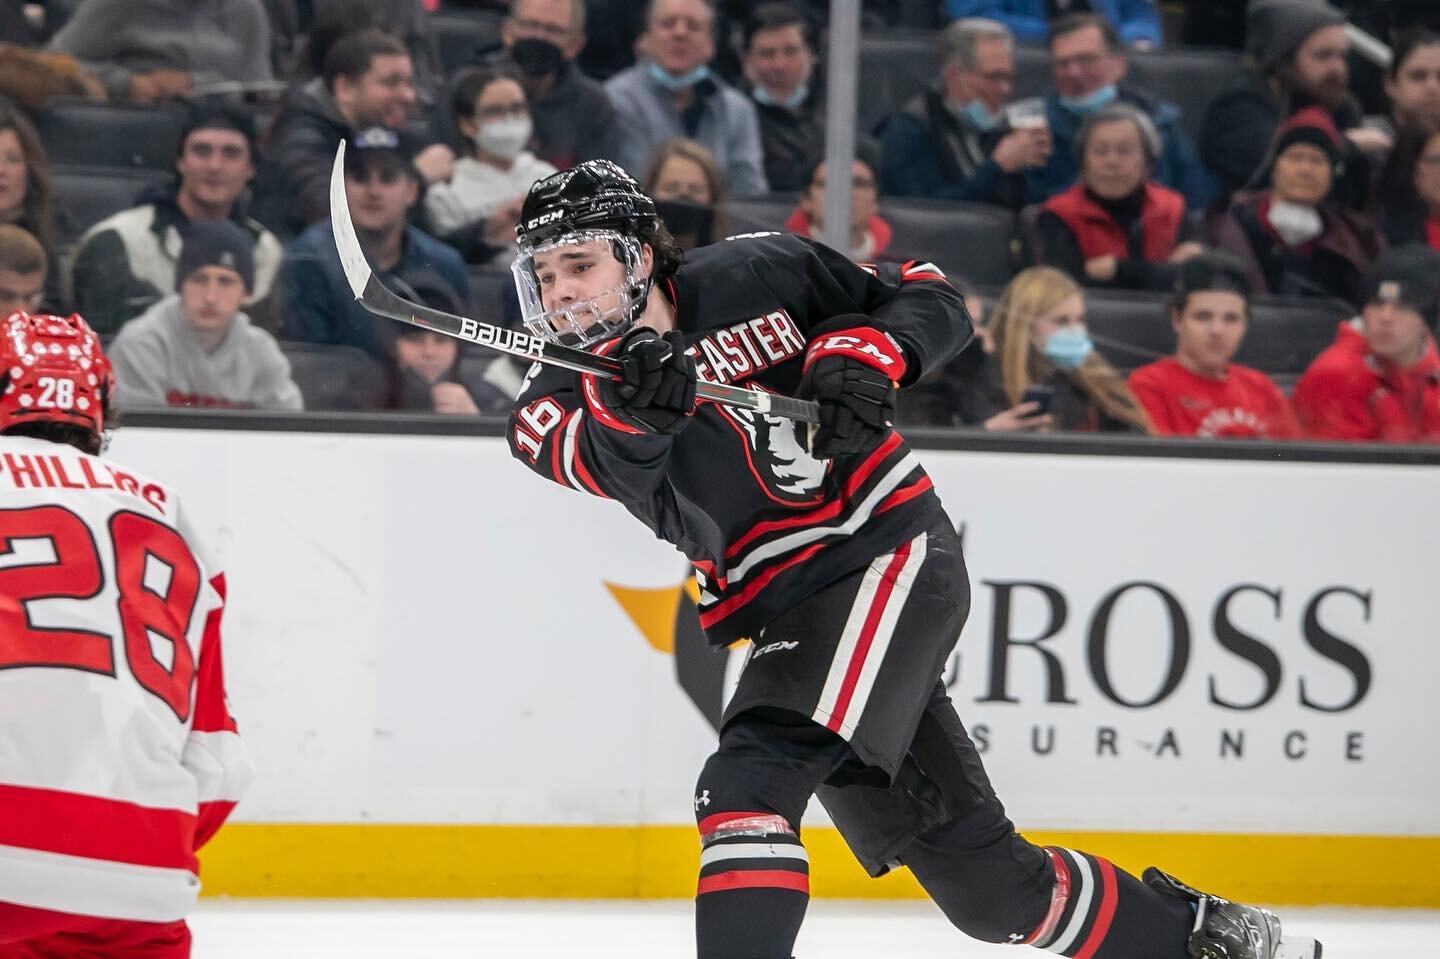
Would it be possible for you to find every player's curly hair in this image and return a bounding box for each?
[636,216,685,279]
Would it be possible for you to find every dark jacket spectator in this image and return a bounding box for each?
[943,0,1161,48]
[643,137,729,250]
[1293,247,1440,442]
[1374,120,1440,250]
[47,0,272,101]
[1368,27,1440,144]
[740,3,824,193]
[1199,0,1373,209]
[1034,103,1201,291]
[278,128,470,365]
[1211,109,1385,305]
[496,0,617,170]
[1027,15,1212,209]
[880,18,1047,206]
[69,102,283,334]
[603,0,768,196]
[383,268,512,415]
[269,0,443,102]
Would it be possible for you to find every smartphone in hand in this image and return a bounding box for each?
[1020,384,1055,415]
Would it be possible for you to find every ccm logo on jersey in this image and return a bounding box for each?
[685,309,806,386]
[457,318,546,358]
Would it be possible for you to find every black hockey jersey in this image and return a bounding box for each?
[507,232,971,644]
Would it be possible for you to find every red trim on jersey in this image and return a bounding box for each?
[698,543,826,629]
[900,260,948,283]
[1073,856,1119,959]
[802,327,907,380]
[723,432,903,562]
[188,572,243,848]
[580,373,645,434]
[697,870,810,896]
[549,412,572,488]
[0,783,197,872]
[875,475,933,515]
[823,541,910,733]
[1024,847,1073,946]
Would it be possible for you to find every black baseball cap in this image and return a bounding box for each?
[344,126,418,181]
[1363,245,1440,325]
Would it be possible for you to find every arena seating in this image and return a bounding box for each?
[37,99,188,169]
[431,9,503,76]
[281,342,389,411]
[51,165,171,247]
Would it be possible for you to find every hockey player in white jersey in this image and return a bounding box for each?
[0,311,253,957]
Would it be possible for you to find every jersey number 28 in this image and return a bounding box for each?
[0,505,201,722]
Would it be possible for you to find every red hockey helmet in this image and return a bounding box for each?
[0,311,114,441]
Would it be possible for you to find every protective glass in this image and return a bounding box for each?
[511,230,648,349]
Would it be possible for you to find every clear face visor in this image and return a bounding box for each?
[511,230,649,349]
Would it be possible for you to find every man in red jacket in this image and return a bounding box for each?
[1293,245,1440,442]
[1129,252,1300,438]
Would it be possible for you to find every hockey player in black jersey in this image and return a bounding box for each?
[504,160,1319,959]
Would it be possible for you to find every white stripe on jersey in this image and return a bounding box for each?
[183,729,256,804]
[725,453,920,587]
[560,409,585,491]
[0,843,200,923]
[699,842,810,868]
[1045,848,1094,955]
[812,531,928,737]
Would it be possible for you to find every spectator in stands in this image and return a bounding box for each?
[279,127,470,365]
[1200,0,1375,210]
[1034,103,1203,291]
[1375,120,1440,250]
[1370,27,1440,143]
[424,66,556,261]
[1293,245,1440,442]
[740,3,823,194]
[0,102,53,271]
[943,0,1161,49]
[604,0,769,196]
[108,221,302,411]
[0,224,47,316]
[46,0,272,102]
[958,265,1152,431]
[384,268,512,414]
[1032,14,1212,209]
[272,0,444,102]
[258,28,453,236]
[784,149,892,262]
[69,102,283,335]
[880,18,1049,206]
[499,0,617,169]
[642,137,728,249]
[1211,108,1384,305]
[1128,252,1300,438]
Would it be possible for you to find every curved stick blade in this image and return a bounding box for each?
[329,141,373,301]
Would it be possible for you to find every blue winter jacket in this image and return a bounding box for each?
[943,0,1162,47]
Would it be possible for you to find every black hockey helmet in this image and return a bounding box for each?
[516,160,660,250]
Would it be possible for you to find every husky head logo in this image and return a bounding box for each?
[718,403,827,505]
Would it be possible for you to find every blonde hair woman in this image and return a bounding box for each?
[982,266,1152,432]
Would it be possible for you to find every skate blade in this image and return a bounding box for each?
[1275,936,1322,959]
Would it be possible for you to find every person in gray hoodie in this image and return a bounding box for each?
[109,221,303,411]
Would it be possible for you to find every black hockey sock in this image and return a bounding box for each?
[1020,847,1193,959]
[695,812,809,959]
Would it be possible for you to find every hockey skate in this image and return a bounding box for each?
[1143,868,1322,959]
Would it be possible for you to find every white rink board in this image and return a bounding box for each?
[108,428,1440,835]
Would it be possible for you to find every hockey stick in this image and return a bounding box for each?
[328,143,820,424]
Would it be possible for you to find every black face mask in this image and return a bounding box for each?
[655,199,716,247]
[510,37,565,78]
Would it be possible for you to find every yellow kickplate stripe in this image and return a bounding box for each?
[200,825,1440,907]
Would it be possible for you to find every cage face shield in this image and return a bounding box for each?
[512,230,651,349]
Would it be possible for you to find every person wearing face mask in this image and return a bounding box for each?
[497,0,617,169]
[1034,103,1203,291]
[958,265,1153,432]
[880,17,1049,207]
[739,2,825,194]
[424,66,557,259]
[641,137,728,250]
[1030,13,1213,210]
[1211,108,1384,306]
[604,0,769,196]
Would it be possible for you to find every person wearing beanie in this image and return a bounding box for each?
[1127,251,1301,438]
[107,220,302,412]
[69,99,283,335]
[1293,243,1440,442]
[1199,0,1376,209]
[1211,107,1385,305]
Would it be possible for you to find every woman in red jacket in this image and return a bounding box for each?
[1034,102,1203,290]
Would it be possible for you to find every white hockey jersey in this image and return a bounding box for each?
[0,434,254,923]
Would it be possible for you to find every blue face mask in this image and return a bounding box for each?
[963,98,1004,131]
[1042,326,1094,369]
[753,82,809,110]
[648,61,711,91]
[1059,84,1117,116]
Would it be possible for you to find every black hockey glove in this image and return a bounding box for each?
[591,328,698,435]
[797,316,908,459]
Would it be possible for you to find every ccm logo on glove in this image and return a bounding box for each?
[803,326,907,381]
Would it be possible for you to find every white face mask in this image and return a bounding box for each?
[1267,199,1324,246]
[474,115,532,161]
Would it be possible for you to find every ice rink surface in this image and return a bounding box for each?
[191,900,1437,957]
